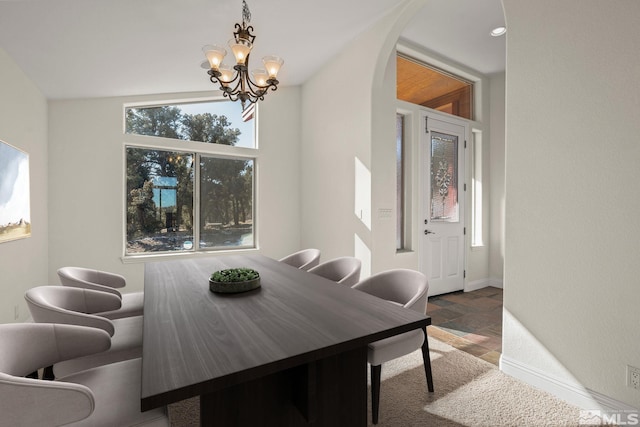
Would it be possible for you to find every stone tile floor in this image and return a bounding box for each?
[426,286,503,366]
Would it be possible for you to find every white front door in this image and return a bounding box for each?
[421,114,466,296]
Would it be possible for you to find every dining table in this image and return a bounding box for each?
[140,254,431,426]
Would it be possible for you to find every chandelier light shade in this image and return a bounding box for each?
[203,0,284,110]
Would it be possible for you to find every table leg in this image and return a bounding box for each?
[200,346,367,426]
[421,327,435,392]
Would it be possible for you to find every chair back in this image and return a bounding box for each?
[352,269,429,313]
[0,323,111,377]
[25,286,119,336]
[308,256,362,287]
[58,266,125,297]
[0,323,113,426]
[279,248,321,271]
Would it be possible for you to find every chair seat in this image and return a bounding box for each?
[59,358,169,427]
[98,291,144,320]
[54,315,143,378]
[368,329,424,366]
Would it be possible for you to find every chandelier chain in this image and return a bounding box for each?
[241,0,251,26]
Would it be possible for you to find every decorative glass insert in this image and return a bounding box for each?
[430,131,459,222]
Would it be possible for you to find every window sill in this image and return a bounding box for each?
[121,248,260,264]
[395,249,414,255]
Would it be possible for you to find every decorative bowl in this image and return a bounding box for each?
[209,268,261,294]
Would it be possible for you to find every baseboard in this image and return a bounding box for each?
[465,279,490,292]
[500,355,638,412]
[464,278,503,292]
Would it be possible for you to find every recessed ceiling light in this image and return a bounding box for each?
[491,26,507,37]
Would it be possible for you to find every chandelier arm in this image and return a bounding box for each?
[209,68,277,101]
[208,68,240,88]
[224,92,240,102]
[243,74,269,97]
[220,76,244,97]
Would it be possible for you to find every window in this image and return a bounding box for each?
[395,111,413,252]
[396,113,406,250]
[397,54,474,120]
[471,130,483,247]
[124,100,255,256]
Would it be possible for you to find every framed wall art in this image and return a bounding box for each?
[0,140,31,243]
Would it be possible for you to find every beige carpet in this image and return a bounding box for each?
[169,336,599,426]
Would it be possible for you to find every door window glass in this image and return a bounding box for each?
[430,131,458,222]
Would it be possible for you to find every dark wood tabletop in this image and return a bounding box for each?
[141,254,430,412]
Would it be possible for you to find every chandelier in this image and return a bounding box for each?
[202,0,284,110]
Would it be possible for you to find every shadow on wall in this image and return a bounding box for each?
[500,310,637,413]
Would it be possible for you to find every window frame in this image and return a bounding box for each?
[396,112,406,251]
[471,129,484,248]
[395,107,415,253]
[121,98,259,262]
[396,53,474,121]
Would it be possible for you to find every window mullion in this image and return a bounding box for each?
[194,152,201,252]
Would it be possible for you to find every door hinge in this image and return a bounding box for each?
[425,117,429,133]
[463,270,466,278]
[464,227,466,235]
[464,183,467,191]
[464,140,467,148]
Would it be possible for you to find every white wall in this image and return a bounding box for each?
[0,47,48,323]
[300,0,502,290]
[301,0,428,277]
[47,88,302,292]
[502,0,640,409]
[489,72,505,287]
[299,29,376,266]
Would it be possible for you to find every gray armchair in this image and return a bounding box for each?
[25,285,142,378]
[352,269,434,424]
[278,248,321,271]
[307,256,362,287]
[0,323,168,426]
[57,266,143,319]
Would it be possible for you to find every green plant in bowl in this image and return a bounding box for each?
[209,268,260,293]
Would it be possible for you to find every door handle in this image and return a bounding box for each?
[424,230,435,235]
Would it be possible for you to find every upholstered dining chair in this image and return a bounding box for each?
[352,269,434,424]
[278,248,321,271]
[0,323,169,426]
[25,285,142,378]
[307,256,362,287]
[57,266,143,319]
